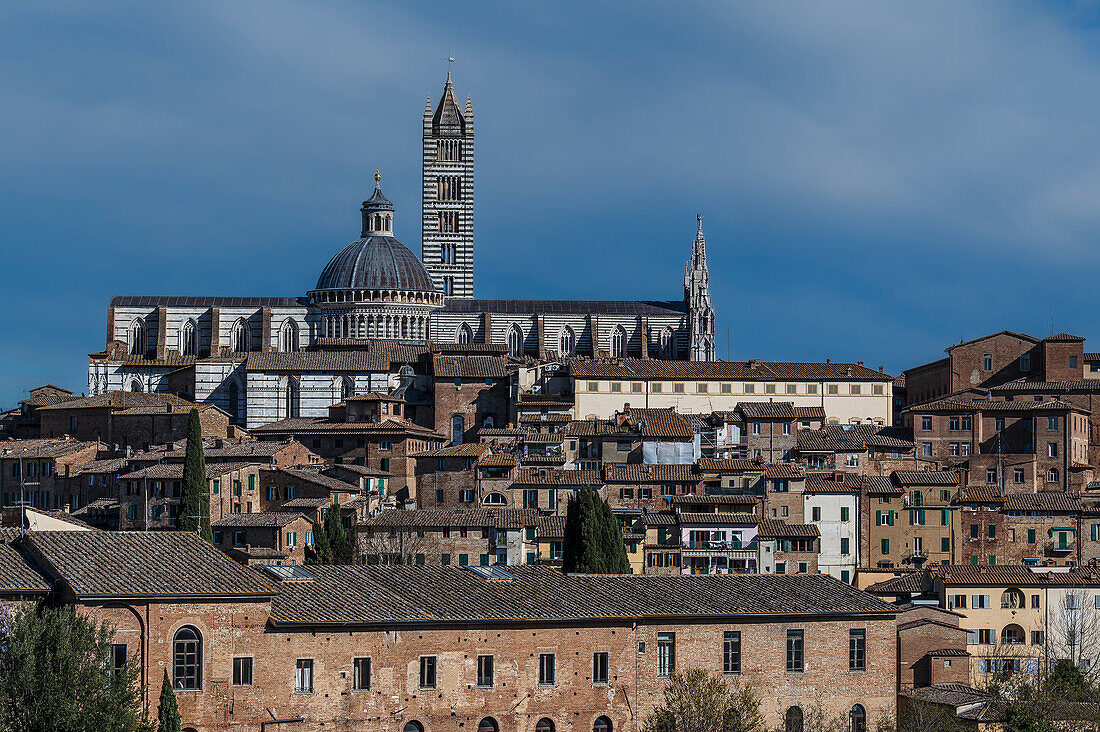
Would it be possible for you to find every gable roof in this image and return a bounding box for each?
[267,565,895,626]
[22,532,275,600]
[432,355,509,379]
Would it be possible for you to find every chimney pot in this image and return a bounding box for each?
[857,361,864,367]
[826,358,831,364]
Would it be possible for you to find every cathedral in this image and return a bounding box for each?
[88,72,716,428]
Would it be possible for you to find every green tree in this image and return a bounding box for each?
[643,668,765,732]
[0,606,151,732]
[562,487,630,574]
[156,670,180,732]
[179,408,213,542]
[306,498,354,565]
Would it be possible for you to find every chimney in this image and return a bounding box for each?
[749,359,759,370]
[878,366,884,373]
[857,361,864,367]
[826,358,831,364]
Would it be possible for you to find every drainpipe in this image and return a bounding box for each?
[260,719,304,730]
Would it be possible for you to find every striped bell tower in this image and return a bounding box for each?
[422,70,475,299]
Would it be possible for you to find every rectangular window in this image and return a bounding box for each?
[593,652,609,684]
[812,506,821,522]
[850,384,861,395]
[743,383,754,393]
[352,657,370,691]
[983,353,993,371]
[111,644,127,676]
[941,536,950,553]
[807,384,818,394]
[873,383,884,395]
[881,538,890,555]
[988,524,996,540]
[1020,353,1031,371]
[841,537,850,555]
[723,631,741,675]
[841,506,850,522]
[697,383,708,393]
[921,416,932,431]
[295,659,314,694]
[673,383,685,394]
[786,630,804,672]
[720,382,732,394]
[231,656,253,686]
[1048,442,1058,458]
[787,383,798,394]
[477,655,494,688]
[849,629,866,672]
[419,656,437,689]
[656,632,675,677]
[538,653,556,685]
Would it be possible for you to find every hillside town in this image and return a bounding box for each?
[5,71,1100,732]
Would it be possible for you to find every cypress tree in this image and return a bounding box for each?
[179,408,213,542]
[562,487,629,574]
[306,499,353,565]
[157,669,181,732]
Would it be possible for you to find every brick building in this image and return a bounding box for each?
[212,511,316,565]
[0,438,103,511]
[37,391,233,450]
[904,396,1091,492]
[432,355,510,444]
[6,530,898,732]
[251,397,443,501]
[358,508,534,566]
[118,462,265,528]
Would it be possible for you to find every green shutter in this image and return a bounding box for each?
[941,537,950,553]
[435,489,444,503]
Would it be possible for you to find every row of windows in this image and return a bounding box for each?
[585,380,884,395]
[171,626,868,694]
[128,318,300,356]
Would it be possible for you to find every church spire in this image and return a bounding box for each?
[685,215,715,361]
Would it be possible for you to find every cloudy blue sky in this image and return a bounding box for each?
[3,0,1100,405]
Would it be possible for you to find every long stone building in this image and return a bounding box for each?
[87,72,716,429]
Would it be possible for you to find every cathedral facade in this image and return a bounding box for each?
[88,73,716,428]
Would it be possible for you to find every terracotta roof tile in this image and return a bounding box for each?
[212,512,311,528]
[603,464,698,483]
[432,355,509,379]
[569,358,892,382]
[757,520,819,538]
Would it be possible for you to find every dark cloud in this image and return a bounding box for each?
[2,0,1100,403]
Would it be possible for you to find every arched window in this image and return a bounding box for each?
[1048,468,1059,483]
[227,381,240,424]
[1001,624,1025,645]
[536,719,555,732]
[284,377,300,419]
[785,706,804,732]
[559,327,575,357]
[507,325,523,358]
[130,379,143,393]
[457,323,473,344]
[1001,589,1025,609]
[659,327,674,359]
[611,326,626,358]
[341,377,355,401]
[478,719,499,732]
[403,723,424,732]
[451,415,465,445]
[129,319,146,356]
[232,319,250,353]
[483,416,494,429]
[280,320,299,352]
[484,492,507,506]
[849,704,866,732]
[180,320,196,357]
[593,717,612,732]
[173,626,202,690]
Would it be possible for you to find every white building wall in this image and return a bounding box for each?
[803,492,859,583]
[573,378,892,425]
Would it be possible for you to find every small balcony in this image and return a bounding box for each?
[1047,540,1075,555]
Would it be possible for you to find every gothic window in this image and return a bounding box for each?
[507,326,523,358]
[611,326,626,359]
[180,320,196,357]
[451,415,465,445]
[704,337,715,361]
[849,705,866,732]
[341,377,355,401]
[232,319,250,353]
[442,242,456,264]
[784,707,804,732]
[280,320,299,352]
[457,323,472,344]
[228,381,240,424]
[284,377,300,419]
[129,319,146,357]
[659,327,674,359]
[443,277,454,296]
[559,327,575,357]
[130,379,143,393]
[173,626,202,690]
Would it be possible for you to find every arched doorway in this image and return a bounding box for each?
[785,706,803,732]
[849,704,866,732]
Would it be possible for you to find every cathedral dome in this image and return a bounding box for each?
[313,174,438,294]
[315,236,436,292]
